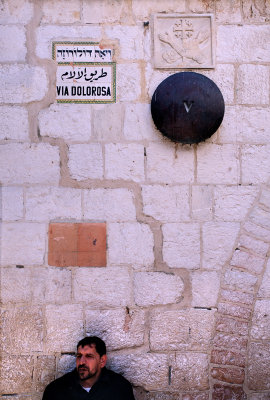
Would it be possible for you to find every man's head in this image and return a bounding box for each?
[76,336,107,387]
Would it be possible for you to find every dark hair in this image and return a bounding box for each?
[77,336,106,357]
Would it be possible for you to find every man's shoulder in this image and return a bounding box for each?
[102,367,130,384]
[44,369,77,391]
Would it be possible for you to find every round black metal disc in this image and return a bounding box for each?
[151,72,225,144]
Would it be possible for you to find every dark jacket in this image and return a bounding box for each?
[42,367,135,400]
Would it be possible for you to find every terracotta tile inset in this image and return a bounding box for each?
[48,223,106,267]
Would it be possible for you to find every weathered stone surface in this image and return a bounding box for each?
[108,353,168,391]
[105,26,145,60]
[105,143,144,182]
[2,186,23,221]
[0,65,48,103]
[249,394,270,400]
[214,186,257,221]
[35,356,55,391]
[39,104,91,141]
[83,188,136,222]
[223,268,257,292]
[133,390,180,400]
[0,105,29,140]
[73,267,132,306]
[197,144,240,184]
[85,308,145,350]
[250,300,270,340]
[230,250,265,275]
[236,64,269,105]
[117,63,141,101]
[1,306,43,353]
[215,0,242,23]
[203,64,235,104]
[170,352,209,390]
[142,185,190,222]
[258,259,270,297]
[150,309,215,350]
[213,333,248,352]
[244,221,270,242]
[260,187,270,209]
[242,145,270,184]
[25,186,81,221]
[0,355,34,393]
[0,26,26,62]
[93,103,122,141]
[192,185,213,221]
[216,315,249,336]
[45,304,83,352]
[82,0,128,23]
[188,0,214,12]
[191,271,220,307]
[217,25,270,62]
[211,366,245,384]
[237,234,269,257]
[247,342,270,390]
[0,0,34,23]
[243,0,270,22]
[0,143,59,184]
[1,266,32,303]
[146,142,194,184]
[212,384,247,400]
[249,206,270,230]
[162,223,200,269]
[41,0,80,23]
[134,272,184,306]
[218,302,251,320]
[1,222,46,265]
[220,289,254,306]
[182,393,209,400]
[132,0,185,20]
[108,223,154,267]
[202,222,239,270]
[211,349,245,367]
[57,354,76,378]
[68,144,103,181]
[123,103,160,141]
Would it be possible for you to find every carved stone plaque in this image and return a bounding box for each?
[154,14,214,69]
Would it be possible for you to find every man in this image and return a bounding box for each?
[42,336,135,400]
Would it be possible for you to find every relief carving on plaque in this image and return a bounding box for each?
[154,14,214,69]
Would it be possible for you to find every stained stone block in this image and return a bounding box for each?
[0,355,34,393]
[35,356,56,391]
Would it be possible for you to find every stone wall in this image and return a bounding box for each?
[0,0,270,399]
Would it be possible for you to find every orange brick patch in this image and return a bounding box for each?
[48,223,106,267]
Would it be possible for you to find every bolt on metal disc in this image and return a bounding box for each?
[151,72,225,144]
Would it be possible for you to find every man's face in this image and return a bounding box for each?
[76,344,107,383]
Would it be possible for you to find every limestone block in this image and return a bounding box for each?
[203,64,235,104]
[36,26,102,59]
[35,356,55,392]
[108,353,168,391]
[202,222,240,270]
[170,352,209,390]
[93,103,122,141]
[57,354,76,377]
[0,26,26,62]
[116,63,141,101]
[0,355,33,393]
[258,259,270,298]
[220,289,254,306]
[146,142,194,184]
[108,223,154,267]
[211,349,245,367]
[216,315,249,336]
[0,106,29,140]
[132,0,185,20]
[214,186,258,221]
[182,393,209,400]
[123,103,161,141]
[249,206,270,230]
[231,249,265,275]
[0,143,59,184]
[247,342,270,390]
[85,308,145,350]
[146,65,174,99]
[1,222,46,265]
[2,186,24,221]
[45,304,83,352]
[68,144,103,180]
[191,271,220,307]
[150,309,215,351]
[249,394,270,400]
[0,0,33,23]
[212,384,247,399]
[217,25,270,63]
[197,144,240,184]
[188,0,215,12]
[243,0,270,22]
[213,332,248,352]
[134,272,184,306]
[162,223,200,269]
[0,65,48,103]
[192,185,213,221]
[83,188,136,222]
[219,106,270,144]
[25,187,82,222]
[1,266,32,303]
[105,143,144,182]
[236,65,269,105]
[39,104,91,142]
[215,0,242,23]
[244,221,270,243]
[32,267,72,304]
[1,306,43,353]
[41,0,80,23]
[82,0,128,23]
[223,268,257,292]
[218,302,251,320]
[242,145,270,184]
[250,300,270,340]
[142,185,190,222]
[260,187,270,209]
[105,26,145,60]
[73,267,132,306]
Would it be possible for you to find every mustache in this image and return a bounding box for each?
[78,365,89,371]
